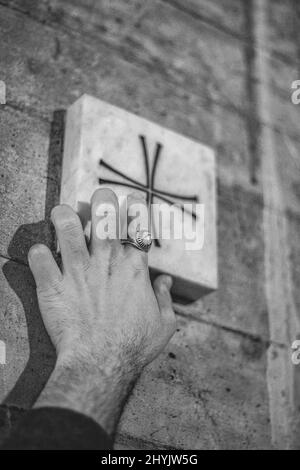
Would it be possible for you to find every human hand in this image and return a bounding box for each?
[28,188,176,435]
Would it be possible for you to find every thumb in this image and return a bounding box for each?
[153,275,175,319]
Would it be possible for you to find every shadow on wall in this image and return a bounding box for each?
[2,110,66,409]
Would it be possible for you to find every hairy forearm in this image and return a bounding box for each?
[34,353,139,437]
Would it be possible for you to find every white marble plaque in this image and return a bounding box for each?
[61,95,217,301]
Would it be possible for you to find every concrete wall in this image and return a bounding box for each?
[0,0,299,449]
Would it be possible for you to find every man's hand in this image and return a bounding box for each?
[28,189,176,436]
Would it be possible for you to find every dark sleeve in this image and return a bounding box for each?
[0,407,113,450]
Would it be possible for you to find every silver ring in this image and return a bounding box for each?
[121,229,152,253]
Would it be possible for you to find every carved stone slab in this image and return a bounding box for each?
[61,95,217,301]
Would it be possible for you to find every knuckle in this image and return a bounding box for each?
[51,205,79,231]
[60,221,81,237]
[131,260,148,278]
[155,280,167,295]
[37,279,64,299]
[127,249,148,269]
[68,241,88,260]
[67,238,90,269]
[134,255,148,271]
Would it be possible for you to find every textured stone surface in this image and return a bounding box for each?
[0,106,59,263]
[0,80,5,105]
[263,60,300,140]
[287,211,300,322]
[0,0,247,38]
[166,0,246,37]
[176,183,268,339]
[0,0,247,112]
[2,0,300,140]
[271,131,300,217]
[266,0,300,63]
[1,2,300,198]
[62,95,217,299]
[118,315,271,449]
[0,5,256,189]
[0,257,55,408]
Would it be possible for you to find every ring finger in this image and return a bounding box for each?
[123,191,150,264]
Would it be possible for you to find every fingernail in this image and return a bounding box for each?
[163,275,173,290]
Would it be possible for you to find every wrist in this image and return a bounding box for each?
[35,349,140,436]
